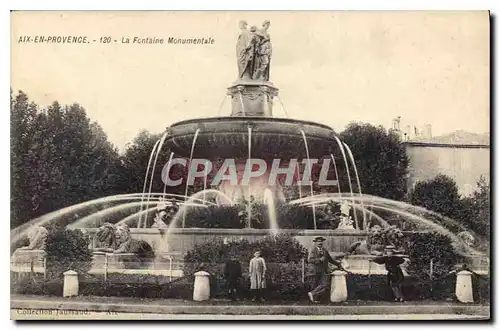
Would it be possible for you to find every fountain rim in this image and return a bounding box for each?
[169,116,336,132]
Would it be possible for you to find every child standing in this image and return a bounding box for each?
[370,245,407,302]
[249,250,267,302]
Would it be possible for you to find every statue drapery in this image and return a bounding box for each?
[236,20,272,81]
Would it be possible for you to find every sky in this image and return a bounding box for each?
[11,11,490,152]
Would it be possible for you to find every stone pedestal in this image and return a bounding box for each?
[63,270,79,297]
[10,249,46,273]
[193,271,210,301]
[330,270,348,302]
[227,80,279,117]
[456,270,474,303]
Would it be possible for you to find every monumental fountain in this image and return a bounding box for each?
[10,20,488,277]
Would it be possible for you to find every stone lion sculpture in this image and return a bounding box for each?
[113,224,154,259]
[19,226,48,250]
[94,222,117,251]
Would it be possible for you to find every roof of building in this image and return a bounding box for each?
[405,130,490,147]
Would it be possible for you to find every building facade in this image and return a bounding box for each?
[403,131,490,197]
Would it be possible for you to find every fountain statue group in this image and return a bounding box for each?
[319,200,356,230]
[237,20,272,81]
[151,200,179,229]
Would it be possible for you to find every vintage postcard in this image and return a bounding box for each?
[10,11,490,320]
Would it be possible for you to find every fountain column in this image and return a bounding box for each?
[227,81,278,117]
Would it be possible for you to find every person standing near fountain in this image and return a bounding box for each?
[224,255,243,301]
[249,250,267,302]
[307,236,344,303]
[370,245,406,302]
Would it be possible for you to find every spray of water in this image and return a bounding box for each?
[343,143,367,229]
[169,189,234,234]
[263,188,279,235]
[300,129,317,230]
[68,201,162,229]
[138,139,161,227]
[332,136,358,229]
[143,132,169,228]
[290,192,482,255]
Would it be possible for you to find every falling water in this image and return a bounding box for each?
[343,143,367,230]
[10,193,168,248]
[143,132,169,228]
[295,165,303,199]
[263,188,279,235]
[217,95,229,116]
[68,201,161,229]
[290,192,482,254]
[182,128,201,228]
[329,154,342,202]
[333,136,358,229]
[296,193,389,228]
[118,206,163,227]
[203,159,209,204]
[275,96,290,118]
[117,201,209,227]
[300,129,317,230]
[184,129,200,199]
[138,139,161,228]
[368,204,480,255]
[247,125,252,229]
[162,151,175,197]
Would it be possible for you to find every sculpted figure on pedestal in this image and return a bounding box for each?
[236,20,272,81]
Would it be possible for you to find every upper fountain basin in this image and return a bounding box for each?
[165,116,338,159]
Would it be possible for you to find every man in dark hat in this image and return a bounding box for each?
[307,236,344,303]
[370,245,407,302]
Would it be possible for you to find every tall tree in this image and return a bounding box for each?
[10,91,121,227]
[339,122,409,200]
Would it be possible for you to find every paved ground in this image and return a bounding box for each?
[10,294,490,320]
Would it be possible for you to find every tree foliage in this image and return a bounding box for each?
[404,232,459,281]
[408,174,490,240]
[45,228,93,279]
[409,174,462,219]
[11,91,123,227]
[339,122,409,200]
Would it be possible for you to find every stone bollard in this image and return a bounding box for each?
[193,271,210,301]
[63,270,79,297]
[330,270,348,303]
[456,270,474,303]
